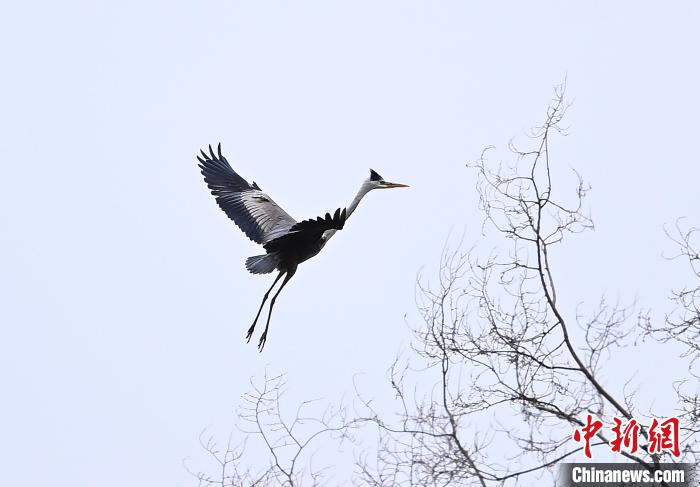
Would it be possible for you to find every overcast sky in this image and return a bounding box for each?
[1,1,699,486]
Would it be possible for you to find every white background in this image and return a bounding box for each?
[1,1,698,485]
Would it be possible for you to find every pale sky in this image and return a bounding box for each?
[1,1,699,486]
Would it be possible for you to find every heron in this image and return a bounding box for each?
[197,144,408,351]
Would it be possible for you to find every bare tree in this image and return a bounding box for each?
[190,85,698,485]
[186,371,358,487]
[184,429,274,486]
[642,219,700,458]
[353,83,697,484]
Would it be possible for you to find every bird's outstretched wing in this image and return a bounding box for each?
[263,208,347,253]
[198,144,296,244]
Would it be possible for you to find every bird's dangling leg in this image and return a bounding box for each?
[258,267,297,352]
[247,271,284,342]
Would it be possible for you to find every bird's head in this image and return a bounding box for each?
[367,168,409,190]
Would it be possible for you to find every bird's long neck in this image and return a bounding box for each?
[346,181,373,219]
[322,181,372,242]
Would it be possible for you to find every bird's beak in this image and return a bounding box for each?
[382,181,410,189]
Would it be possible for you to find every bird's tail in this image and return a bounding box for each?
[245,254,278,275]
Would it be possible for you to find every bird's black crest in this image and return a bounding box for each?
[369,169,383,181]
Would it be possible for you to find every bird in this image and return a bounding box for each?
[197,144,408,351]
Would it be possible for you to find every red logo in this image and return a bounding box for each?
[609,417,640,454]
[572,415,603,459]
[572,415,681,459]
[648,417,681,458]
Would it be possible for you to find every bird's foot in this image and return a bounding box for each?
[257,332,268,352]
[245,324,256,343]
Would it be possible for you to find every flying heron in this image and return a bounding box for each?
[198,144,408,350]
